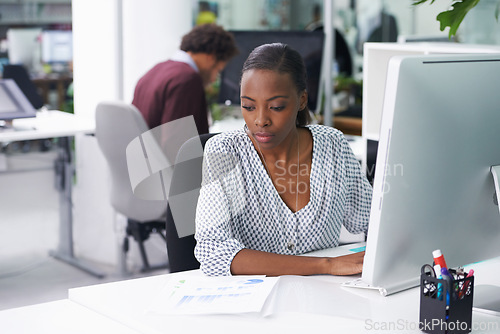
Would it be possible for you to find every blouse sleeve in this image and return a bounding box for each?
[194,138,246,276]
[340,136,373,235]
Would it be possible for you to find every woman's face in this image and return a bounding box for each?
[240,69,307,150]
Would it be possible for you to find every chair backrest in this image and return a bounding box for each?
[95,101,166,222]
[166,133,218,273]
[3,64,44,109]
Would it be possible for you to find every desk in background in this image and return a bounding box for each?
[32,74,73,111]
[0,110,102,277]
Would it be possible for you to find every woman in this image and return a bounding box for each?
[195,43,372,277]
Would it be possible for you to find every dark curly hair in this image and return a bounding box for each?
[180,24,238,62]
[241,43,311,127]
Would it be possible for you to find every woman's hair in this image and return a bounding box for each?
[180,24,238,62]
[241,43,311,126]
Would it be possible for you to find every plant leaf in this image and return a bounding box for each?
[436,0,481,38]
[412,0,436,5]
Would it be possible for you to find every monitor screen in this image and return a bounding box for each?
[0,79,37,122]
[41,30,73,64]
[359,53,500,295]
[218,30,324,113]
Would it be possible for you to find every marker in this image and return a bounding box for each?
[434,264,443,301]
[459,269,474,299]
[441,267,454,304]
[433,249,448,270]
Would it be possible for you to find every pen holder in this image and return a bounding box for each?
[419,268,474,334]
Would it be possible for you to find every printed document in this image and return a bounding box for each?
[146,275,279,315]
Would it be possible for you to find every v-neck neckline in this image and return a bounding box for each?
[246,126,316,215]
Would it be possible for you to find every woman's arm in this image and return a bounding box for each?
[231,249,365,276]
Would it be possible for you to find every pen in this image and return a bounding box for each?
[458,269,474,299]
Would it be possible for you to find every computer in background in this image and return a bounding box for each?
[6,28,42,74]
[343,54,500,302]
[218,30,324,114]
[0,79,37,129]
[2,64,44,110]
[41,30,73,73]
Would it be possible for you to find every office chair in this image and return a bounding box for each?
[2,64,44,110]
[367,12,398,44]
[95,101,168,272]
[311,27,353,77]
[165,133,218,273]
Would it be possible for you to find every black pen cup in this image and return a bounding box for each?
[419,268,474,334]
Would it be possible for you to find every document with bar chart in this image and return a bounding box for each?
[146,275,280,315]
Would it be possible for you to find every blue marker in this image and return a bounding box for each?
[434,264,443,301]
[441,267,453,305]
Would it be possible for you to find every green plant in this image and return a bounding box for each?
[413,0,500,38]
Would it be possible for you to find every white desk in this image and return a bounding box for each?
[66,246,500,334]
[0,110,103,277]
[0,110,94,142]
[0,300,140,334]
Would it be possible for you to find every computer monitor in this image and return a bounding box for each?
[0,79,37,126]
[348,53,500,296]
[218,30,324,113]
[6,28,42,72]
[41,30,73,64]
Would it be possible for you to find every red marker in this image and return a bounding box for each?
[433,249,448,270]
[459,269,474,299]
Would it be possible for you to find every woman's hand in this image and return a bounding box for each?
[325,251,365,276]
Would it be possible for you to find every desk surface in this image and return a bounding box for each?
[66,255,500,334]
[0,110,95,142]
[0,299,140,334]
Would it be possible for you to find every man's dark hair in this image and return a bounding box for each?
[180,24,238,62]
[241,43,311,127]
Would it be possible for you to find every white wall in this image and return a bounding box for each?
[357,0,451,40]
[460,0,500,45]
[72,0,192,269]
[410,0,452,37]
[121,1,192,102]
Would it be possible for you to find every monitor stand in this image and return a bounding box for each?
[473,167,500,316]
[0,120,13,131]
[473,285,500,316]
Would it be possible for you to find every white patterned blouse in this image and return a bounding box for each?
[194,124,372,276]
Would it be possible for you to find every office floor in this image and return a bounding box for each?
[0,149,169,312]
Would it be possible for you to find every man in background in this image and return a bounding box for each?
[132,24,238,134]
